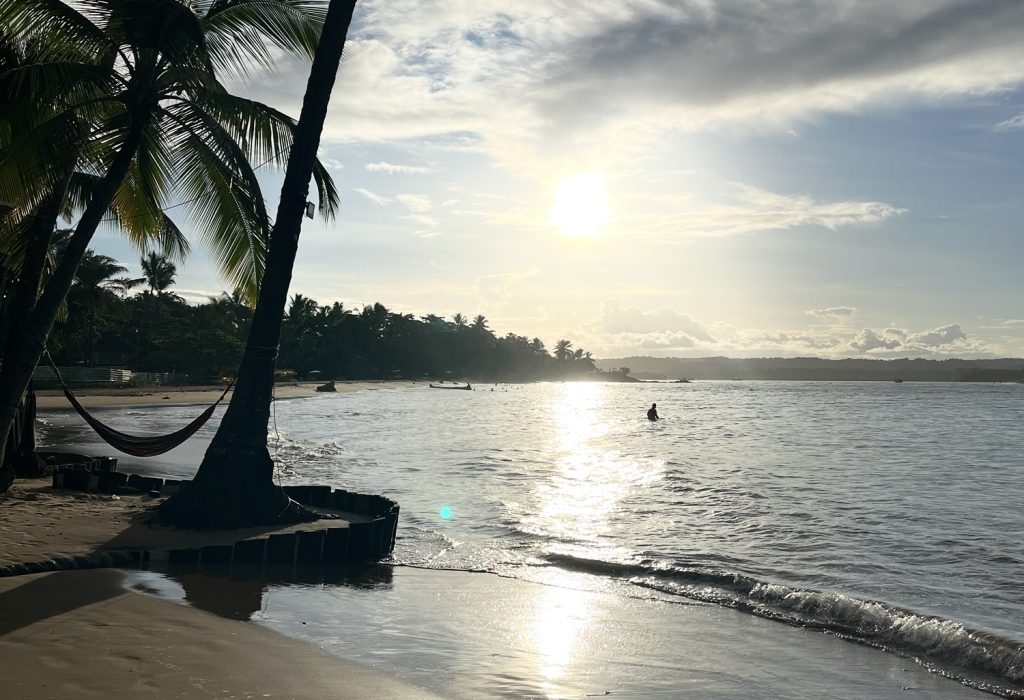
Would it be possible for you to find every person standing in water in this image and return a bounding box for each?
[647,403,659,421]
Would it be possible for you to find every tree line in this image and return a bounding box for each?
[42,250,610,383]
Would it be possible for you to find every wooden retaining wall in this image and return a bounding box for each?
[0,468,400,578]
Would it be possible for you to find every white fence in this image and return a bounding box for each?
[33,366,133,384]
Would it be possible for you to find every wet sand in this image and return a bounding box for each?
[0,568,438,699]
[129,565,991,699]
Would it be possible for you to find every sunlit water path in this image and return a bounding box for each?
[41,381,1024,695]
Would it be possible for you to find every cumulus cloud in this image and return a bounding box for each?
[850,324,967,353]
[850,329,904,352]
[366,161,435,174]
[995,112,1024,131]
[907,323,966,347]
[600,302,714,341]
[583,306,982,358]
[807,306,856,318]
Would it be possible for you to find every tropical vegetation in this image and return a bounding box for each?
[0,0,340,488]
[43,254,607,384]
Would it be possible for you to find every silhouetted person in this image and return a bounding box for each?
[647,403,659,421]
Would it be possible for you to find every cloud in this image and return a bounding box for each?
[617,185,904,240]
[599,302,714,341]
[995,112,1024,131]
[236,2,1024,175]
[906,323,966,347]
[353,187,391,205]
[365,161,436,174]
[396,194,434,213]
[401,213,438,227]
[850,329,904,352]
[807,306,856,318]
[582,306,983,358]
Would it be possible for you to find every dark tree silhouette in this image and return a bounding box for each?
[161,0,360,528]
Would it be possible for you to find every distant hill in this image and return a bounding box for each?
[595,356,1024,382]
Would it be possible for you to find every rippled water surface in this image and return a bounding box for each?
[42,381,1024,693]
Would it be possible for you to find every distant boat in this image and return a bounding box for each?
[894,378,904,383]
[674,378,691,383]
[429,383,472,391]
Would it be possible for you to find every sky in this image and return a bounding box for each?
[92,0,1024,359]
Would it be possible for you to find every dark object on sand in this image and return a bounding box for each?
[316,380,337,392]
[894,378,904,384]
[647,403,659,421]
[429,383,472,391]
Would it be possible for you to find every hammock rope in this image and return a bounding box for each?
[44,351,233,457]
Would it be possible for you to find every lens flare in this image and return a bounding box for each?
[439,506,454,520]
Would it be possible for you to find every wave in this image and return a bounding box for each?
[543,552,1024,698]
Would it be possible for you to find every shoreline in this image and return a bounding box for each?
[34,380,425,410]
[0,480,994,698]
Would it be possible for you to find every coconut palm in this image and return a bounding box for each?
[68,250,130,363]
[452,312,467,328]
[140,251,176,295]
[0,0,340,477]
[162,0,360,527]
[554,339,572,361]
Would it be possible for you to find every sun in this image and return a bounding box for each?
[549,172,610,237]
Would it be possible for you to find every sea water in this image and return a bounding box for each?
[40,381,1024,695]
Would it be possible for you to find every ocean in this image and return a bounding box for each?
[40,381,1024,697]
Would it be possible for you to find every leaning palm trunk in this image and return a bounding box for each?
[161,0,359,528]
[0,126,147,483]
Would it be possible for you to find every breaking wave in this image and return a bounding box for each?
[543,552,1024,698]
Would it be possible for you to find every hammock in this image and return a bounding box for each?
[44,352,233,457]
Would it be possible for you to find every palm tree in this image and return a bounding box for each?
[140,251,176,295]
[452,312,467,328]
[69,250,130,364]
[554,339,573,361]
[471,314,490,333]
[162,0,360,527]
[0,0,340,477]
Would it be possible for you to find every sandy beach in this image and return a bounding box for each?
[0,478,991,698]
[33,380,425,410]
[0,568,438,699]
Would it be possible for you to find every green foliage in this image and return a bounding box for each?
[44,252,603,382]
[0,0,341,300]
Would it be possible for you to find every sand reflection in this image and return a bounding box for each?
[532,572,593,693]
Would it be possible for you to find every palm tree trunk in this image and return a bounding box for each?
[0,124,146,487]
[161,0,359,528]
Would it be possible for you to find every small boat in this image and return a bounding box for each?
[674,378,691,383]
[429,383,472,390]
[894,378,904,383]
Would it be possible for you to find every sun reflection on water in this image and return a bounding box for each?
[530,383,664,544]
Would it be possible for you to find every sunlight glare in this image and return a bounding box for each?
[549,173,610,237]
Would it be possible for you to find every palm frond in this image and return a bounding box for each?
[187,87,340,219]
[0,0,108,61]
[162,103,271,301]
[201,0,327,78]
[310,156,339,221]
